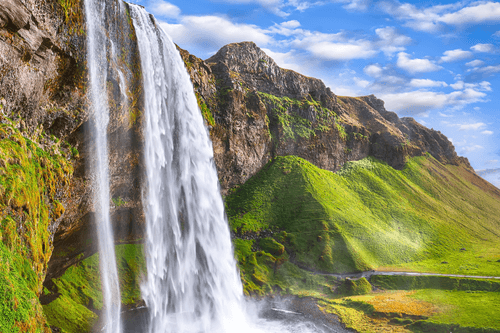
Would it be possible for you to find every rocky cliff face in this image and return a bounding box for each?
[0,1,146,329]
[180,41,468,194]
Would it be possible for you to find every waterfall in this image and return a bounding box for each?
[85,0,123,331]
[130,5,250,332]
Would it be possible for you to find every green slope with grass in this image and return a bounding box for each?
[226,155,500,293]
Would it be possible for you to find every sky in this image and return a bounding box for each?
[128,0,500,185]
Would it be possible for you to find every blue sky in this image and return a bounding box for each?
[129,0,499,180]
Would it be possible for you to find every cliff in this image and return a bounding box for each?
[179,41,468,195]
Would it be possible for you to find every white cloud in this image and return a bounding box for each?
[381,90,448,113]
[381,1,500,33]
[476,65,500,74]
[471,43,495,53]
[354,77,370,88]
[410,79,447,88]
[334,0,371,12]
[494,31,500,37]
[260,48,303,72]
[374,26,412,56]
[364,64,383,77]
[439,112,454,117]
[440,49,473,62]
[280,20,301,29]
[479,81,491,91]
[396,52,441,74]
[307,40,378,60]
[460,145,483,153]
[458,122,486,130]
[482,130,494,135]
[380,88,486,115]
[450,81,464,90]
[150,0,181,18]
[440,2,500,25]
[466,59,485,67]
[159,15,272,51]
[486,159,499,164]
[216,0,289,17]
[275,25,409,61]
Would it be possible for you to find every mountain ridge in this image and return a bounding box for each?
[179,41,475,195]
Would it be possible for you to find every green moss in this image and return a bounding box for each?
[43,244,146,331]
[0,122,73,331]
[256,92,340,144]
[336,278,372,296]
[111,196,126,207]
[226,154,500,295]
[0,243,49,333]
[196,92,215,127]
[259,238,285,256]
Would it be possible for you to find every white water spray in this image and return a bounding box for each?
[130,6,250,332]
[85,0,123,331]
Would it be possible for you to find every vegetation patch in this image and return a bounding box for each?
[0,120,73,331]
[410,290,500,330]
[226,154,500,295]
[372,275,500,292]
[43,244,146,332]
[196,92,215,127]
[336,277,372,296]
[255,92,343,143]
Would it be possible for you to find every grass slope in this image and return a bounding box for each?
[226,155,500,292]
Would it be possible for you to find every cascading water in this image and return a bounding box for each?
[85,0,124,331]
[130,6,251,332]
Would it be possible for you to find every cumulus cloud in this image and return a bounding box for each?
[354,77,370,88]
[332,0,372,11]
[215,0,289,17]
[380,1,500,33]
[396,52,441,74]
[280,20,301,29]
[471,43,495,53]
[260,48,304,72]
[460,145,483,153]
[466,59,485,67]
[458,122,486,130]
[279,25,410,61]
[482,130,494,135]
[374,26,412,56]
[380,88,487,115]
[450,81,464,90]
[160,15,272,52]
[440,2,500,25]
[494,31,500,37]
[440,49,473,62]
[307,40,377,60]
[150,0,181,18]
[410,79,447,88]
[364,64,383,77]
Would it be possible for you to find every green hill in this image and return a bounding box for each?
[226,155,500,293]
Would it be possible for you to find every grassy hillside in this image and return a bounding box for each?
[225,155,500,293]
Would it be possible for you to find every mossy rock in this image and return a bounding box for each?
[336,277,372,296]
[259,237,285,256]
